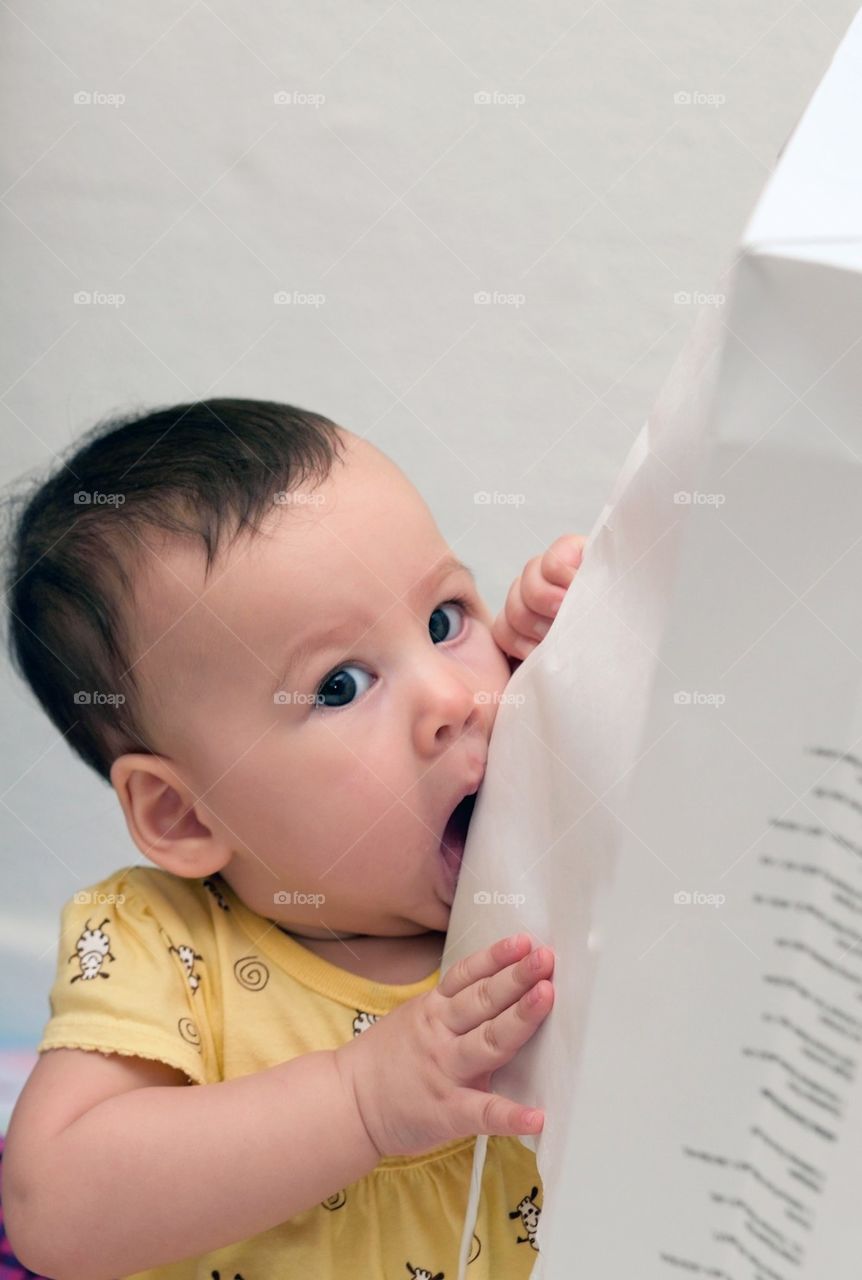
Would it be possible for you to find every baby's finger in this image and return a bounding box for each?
[444,945,555,1035]
[453,980,554,1081]
[518,555,569,621]
[500,576,554,644]
[541,534,587,589]
[436,933,532,1000]
[490,610,532,662]
[454,1087,544,1138]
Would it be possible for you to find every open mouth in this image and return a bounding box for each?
[439,791,478,877]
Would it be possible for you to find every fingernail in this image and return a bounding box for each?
[550,598,562,615]
[534,620,550,638]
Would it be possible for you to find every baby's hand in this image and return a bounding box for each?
[336,934,554,1159]
[492,533,587,661]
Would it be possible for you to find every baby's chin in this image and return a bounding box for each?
[271,812,473,935]
[285,890,450,939]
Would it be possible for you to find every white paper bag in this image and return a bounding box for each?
[445,9,862,1277]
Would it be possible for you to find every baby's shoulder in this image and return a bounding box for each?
[69,863,220,941]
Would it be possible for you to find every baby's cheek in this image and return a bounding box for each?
[489,641,518,677]
[481,631,519,695]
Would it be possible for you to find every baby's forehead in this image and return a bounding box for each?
[122,535,230,712]
[128,524,285,673]
[127,474,446,683]
[121,525,284,753]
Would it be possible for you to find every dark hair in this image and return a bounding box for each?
[2,398,347,783]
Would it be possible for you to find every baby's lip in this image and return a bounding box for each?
[441,761,486,827]
[465,761,486,794]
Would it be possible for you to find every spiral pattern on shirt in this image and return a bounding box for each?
[234,954,270,990]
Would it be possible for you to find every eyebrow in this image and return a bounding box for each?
[268,555,476,698]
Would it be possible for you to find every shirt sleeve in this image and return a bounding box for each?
[36,867,217,1085]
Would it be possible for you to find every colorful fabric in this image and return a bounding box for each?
[34,865,542,1278]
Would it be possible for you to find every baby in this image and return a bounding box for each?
[1,398,585,1279]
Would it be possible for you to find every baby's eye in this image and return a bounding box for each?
[313,600,470,710]
[429,598,469,645]
[315,665,373,710]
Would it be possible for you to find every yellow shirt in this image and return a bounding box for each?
[37,865,543,1278]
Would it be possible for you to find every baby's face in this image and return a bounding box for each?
[117,431,512,937]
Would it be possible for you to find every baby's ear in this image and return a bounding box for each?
[109,753,232,879]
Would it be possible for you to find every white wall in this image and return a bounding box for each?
[1,0,857,1049]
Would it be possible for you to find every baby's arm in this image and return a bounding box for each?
[2,1042,377,1280]
[5,932,555,1280]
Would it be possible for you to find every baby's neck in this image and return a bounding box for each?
[279,927,446,985]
